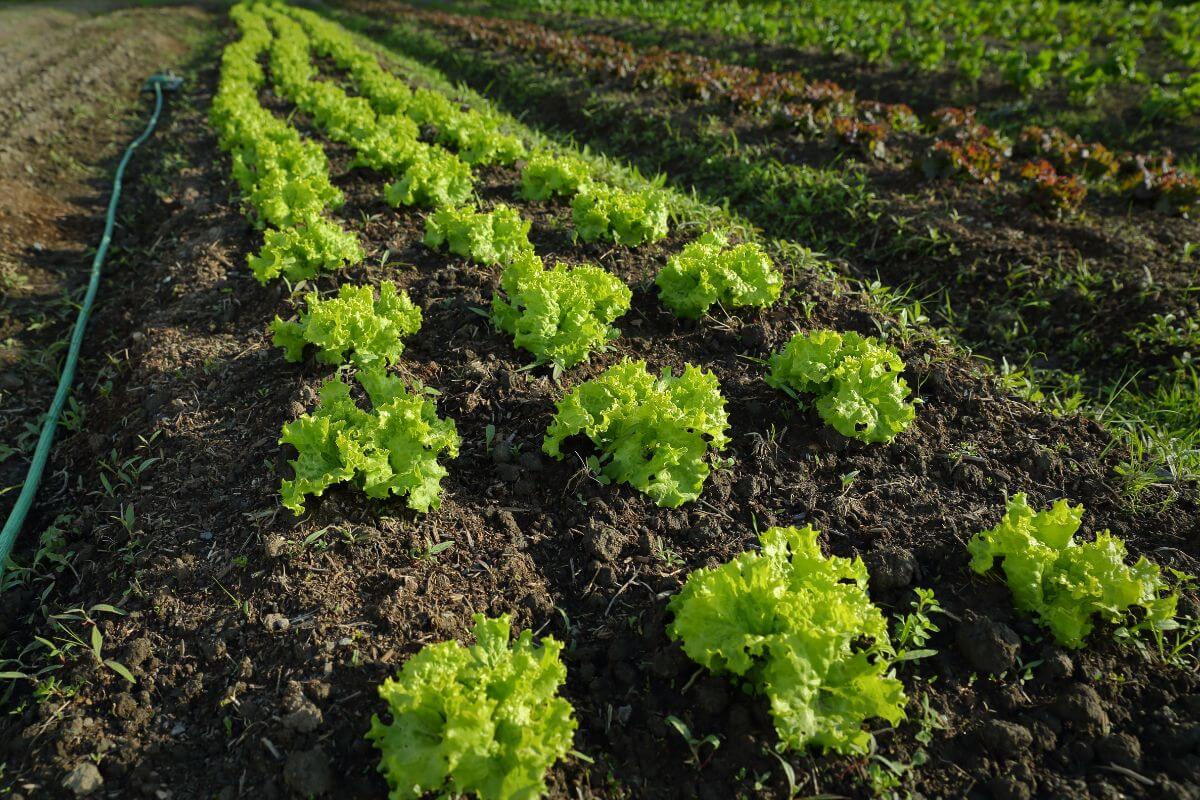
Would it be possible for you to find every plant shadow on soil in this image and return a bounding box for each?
[1,25,1199,800]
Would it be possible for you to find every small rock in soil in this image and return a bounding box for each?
[864,547,917,591]
[112,693,140,720]
[1165,754,1200,784]
[649,646,685,679]
[952,461,987,490]
[979,719,1034,758]
[1061,737,1095,767]
[1053,684,1110,734]
[62,762,104,796]
[283,747,333,797]
[489,509,523,544]
[1028,718,1059,752]
[735,475,765,500]
[517,451,543,471]
[264,534,287,559]
[1039,646,1073,681]
[956,616,1021,674]
[695,677,729,716]
[1095,732,1141,768]
[491,442,512,464]
[262,613,290,633]
[495,463,522,482]
[1178,724,1200,754]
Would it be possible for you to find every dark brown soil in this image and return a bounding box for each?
[1,10,1199,800]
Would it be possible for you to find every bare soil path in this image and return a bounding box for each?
[0,0,214,502]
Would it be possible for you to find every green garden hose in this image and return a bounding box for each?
[0,72,183,586]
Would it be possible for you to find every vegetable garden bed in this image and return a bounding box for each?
[0,3,1198,799]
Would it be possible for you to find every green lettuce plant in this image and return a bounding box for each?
[968,494,1181,648]
[403,89,525,166]
[367,614,576,800]
[404,87,461,128]
[572,184,669,247]
[385,147,474,209]
[669,525,906,754]
[351,114,421,173]
[766,329,914,444]
[424,204,535,265]
[244,157,345,231]
[270,281,422,369]
[445,114,527,166]
[655,231,782,319]
[247,214,364,284]
[280,370,459,515]
[543,359,729,507]
[520,151,592,200]
[492,252,631,368]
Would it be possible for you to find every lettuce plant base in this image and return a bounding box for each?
[0,21,1198,800]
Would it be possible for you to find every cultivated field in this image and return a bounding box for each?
[0,2,1197,799]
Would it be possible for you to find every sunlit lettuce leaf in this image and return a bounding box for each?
[367,614,576,800]
[424,204,534,266]
[656,230,782,319]
[520,151,593,201]
[279,369,458,515]
[968,493,1180,648]
[766,329,914,443]
[492,252,630,368]
[669,525,905,754]
[572,184,669,247]
[270,281,422,368]
[543,359,728,507]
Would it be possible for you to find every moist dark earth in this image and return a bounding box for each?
[1,6,1199,800]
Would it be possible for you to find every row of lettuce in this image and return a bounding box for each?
[396,3,1199,216]
[483,0,1200,117]
[213,3,1187,798]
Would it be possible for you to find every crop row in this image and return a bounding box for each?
[213,3,1188,797]
[405,4,1198,215]
[484,0,1200,116]
[338,0,1200,498]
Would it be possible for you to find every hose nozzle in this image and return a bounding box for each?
[144,72,184,92]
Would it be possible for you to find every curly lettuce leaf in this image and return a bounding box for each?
[367,614,576,800]
[424,204,534,266]
[247,214,364,285]
[352,114,422,173]
[279,369,459,515]
[543,359,729,507]
[655,231,782,319]
[572,184,669,247]
[669,525,905,754]
[968,494,1180,648]
[520,151,592,201]
[492,252,631,368]
[385,146,474,209]
[766,329,914,444]
[270,281,422,369]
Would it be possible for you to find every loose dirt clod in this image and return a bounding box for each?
[283,747,333,797]
[1054,684,1112,734]
[956,615,1022,674]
